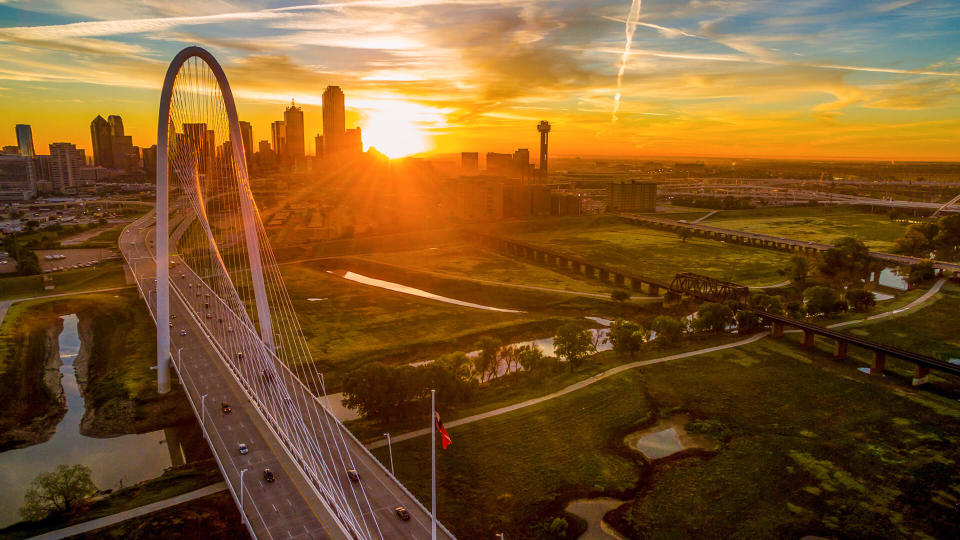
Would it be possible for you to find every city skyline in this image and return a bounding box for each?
[0,1,959,161]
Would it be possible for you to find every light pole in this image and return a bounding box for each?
[497,534,505,540]
[384,433,394,475]
[200,393,208,438]
[239,468,248,525]
[176,346,183,370]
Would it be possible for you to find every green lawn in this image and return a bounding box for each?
[0,261,128,301]
[495,215,792,286]
[707,206,907,251]
[359,244,614,295]
[380,337,960,539]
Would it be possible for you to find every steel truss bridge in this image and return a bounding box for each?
[122,46,454,540]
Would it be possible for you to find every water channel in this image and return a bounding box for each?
[0,315,195,527]
[328,270,524,313]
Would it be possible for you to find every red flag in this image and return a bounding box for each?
[434,411,452,450]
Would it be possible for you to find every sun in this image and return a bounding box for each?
[358,99,434,158]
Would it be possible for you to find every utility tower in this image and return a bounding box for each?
[538,120,551,183]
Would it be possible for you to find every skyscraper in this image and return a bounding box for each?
[461,152,479,171]
[49,142,84,193]
[15,124,34,157]
[108,115,125,137]
[283,100,305,160]
[315,134,324,157]
[271,121,286,160]
[322,86,345,154]
[90,115,113,167]
[238,121,254,167]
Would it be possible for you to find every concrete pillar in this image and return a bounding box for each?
[912,365,930,386]
[802,329,815,348]
[834,340,848,360]
[871,351,886,374]
[630,278,643,292]
[584,265,595,278]
[771,321,784,338]
[649,284,659,296]
[571,261,581,272]
[614,274,625,287]
[599,269,609,282]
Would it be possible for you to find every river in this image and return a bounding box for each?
[0,314,196,527]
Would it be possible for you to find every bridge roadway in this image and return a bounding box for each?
[619,213,960,276]
[120,211,455,540]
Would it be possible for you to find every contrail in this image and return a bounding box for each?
[612,0,642,122]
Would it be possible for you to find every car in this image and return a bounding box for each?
[227,326,233,333]
[188,283,193,287]
[171,314,177,319]
[206,313,213,319]
[394,506,410,521]
[221,402,231,414]
[236,352,244,361]
[238,443,248,455]
[347,469,360,482]
[169,322,174,327]
[179,330,188,336]
[264,469,275,482]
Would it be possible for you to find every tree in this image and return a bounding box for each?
[906,260,936,287]
[692,302,734,333]
[803,286,840,317]
[785,301,805,319]
[786,255,809,287]
[553,323,595,372]
[20,464,97,521]
[818,237,872,287]
[845,289,876,313]
[437,351,474,381]
[934,214,960,256]
[734,310,761,334]
[474,336,502,381]
[888,209,906,221]
[894,227,934,256]
[650,315,683,345]
[516,345,544,373]
[608,319,646,358]
[610,289,631,303]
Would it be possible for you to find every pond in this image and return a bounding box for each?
[624,415,712,461]
[875,268,908,291]
[328,270,523,313]
[0,315,200,527]
[564,498,628,540]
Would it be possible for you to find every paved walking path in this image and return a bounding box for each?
[27,482,227,540]
[368,278,949,449]
[691,210,718,223]
[0,286,135,327]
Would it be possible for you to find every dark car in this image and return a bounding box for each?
[264,469,275,483]
[394,506,410,521]
[221,402,231,414]
[347,469,360,482]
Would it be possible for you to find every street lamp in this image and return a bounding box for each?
[239,468,248,525]
[384,433,394,475]
[496,534,505,540]
[176,346,183,370]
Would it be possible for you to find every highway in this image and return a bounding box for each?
[120,211,455,539]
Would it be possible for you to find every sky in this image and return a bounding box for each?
[0,0,958,161]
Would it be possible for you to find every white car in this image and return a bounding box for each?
[179,330,188,336]
[238,443,248,455]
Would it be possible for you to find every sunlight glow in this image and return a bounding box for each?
[358,98,437,158]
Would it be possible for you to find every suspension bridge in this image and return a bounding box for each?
[120,46,454,540]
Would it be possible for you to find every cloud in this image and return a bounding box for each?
[875,0,922,13]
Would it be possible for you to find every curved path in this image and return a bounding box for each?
[368,278,949,449]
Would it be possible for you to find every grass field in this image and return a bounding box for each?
[380,336,960,539]
[707,206,907,251]
[0,261,128,301]
[494,215,792,286]
[359,244,614,295]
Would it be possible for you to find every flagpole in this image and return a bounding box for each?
[431,389,437,540]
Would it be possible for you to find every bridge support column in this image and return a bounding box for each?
[834,340,848,360]
[571,261,582,273]
[630,278,643,292]
[599,269,609,282]
[912,365,930,386]
[614,274,625,287]
[584,265,595,278]
[649,284,660,296]
[871,351,886,374]
[771,321,784,338]
[802,329,815,348]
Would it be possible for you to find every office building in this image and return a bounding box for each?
[108,115,125,137]
[181,123,211,174]
[0,154,37,200]
[449,176,504,221]
[238,121,254,167]
[314,134,324,158]
[322,86,345,154]
[142,145,157,176]
[537,120,550,182]
[90,115,114,168]
[15,124,34,157]
[513,148,531,181]
[486,152,513,175]
[49,143,85,193]
[607,181,657,212]
[461,152,478,172]
[283,101,305,161]
[345,127,362,154]
[271,121,286,161]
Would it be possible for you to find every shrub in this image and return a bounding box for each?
[845,289,876,313]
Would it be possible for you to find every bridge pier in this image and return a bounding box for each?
[584,265,595,278]
[802,329,815,348]
[912,365,930,386]
[649,284,660,296]
[614,274,625,287]
[771,321,784,338]
[571,261,582,273]
[630,278,643,292]
[871,351,886,374]
[834,340,848,360]
[599,269,609,282]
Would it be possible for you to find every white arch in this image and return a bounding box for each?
[932,192,960,218]
[156,46,274,393]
